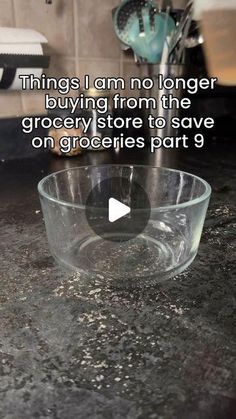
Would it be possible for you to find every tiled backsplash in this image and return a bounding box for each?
[0,0,187,118]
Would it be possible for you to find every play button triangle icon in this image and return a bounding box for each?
[109,198,131,223]
[86,176,151,242]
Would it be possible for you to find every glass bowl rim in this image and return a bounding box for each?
[38,164,212,211]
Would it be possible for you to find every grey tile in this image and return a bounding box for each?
[13,0,75,56]
[0,0,15,27]
[122,61,142,97]
[0,91,23,118]
[21,91,45,115]
[76,0,121,59]
[172,0,188,8]
[46,56,77,97]
[79,59,120,86]
[47,56,76,78]
[0,0,15,26]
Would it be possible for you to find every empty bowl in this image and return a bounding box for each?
[38,165,211,284]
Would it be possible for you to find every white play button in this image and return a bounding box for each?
[109,198,131,223]
[86,176,151,242]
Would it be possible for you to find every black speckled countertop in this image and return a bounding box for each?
[0,118,236,419]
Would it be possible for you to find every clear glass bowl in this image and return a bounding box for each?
[38,165,211,284]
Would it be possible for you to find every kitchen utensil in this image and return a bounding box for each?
[113,0,175,63]
[38,165,211,285]
[112,6,130,51]
[113,0,152,45]
[175,5,193,62]
[160,6,171,65]
[149,5,156,30]
[131,12,175,63]
[184,21,203,48]
[168,0,193,62]
[185,32,203,48]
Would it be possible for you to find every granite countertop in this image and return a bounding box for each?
[0,119,236,419]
